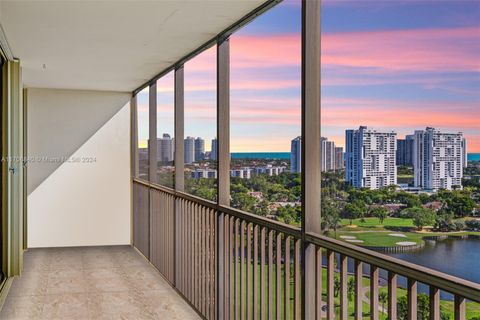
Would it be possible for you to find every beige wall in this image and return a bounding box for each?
[26,88,131,248]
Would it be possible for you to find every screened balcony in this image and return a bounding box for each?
[0,0,478,319]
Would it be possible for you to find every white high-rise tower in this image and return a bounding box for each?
[413,127,463,190]
[345,126,397,189]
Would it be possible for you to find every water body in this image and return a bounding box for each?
[384,237,480,299]
[231,152,290,160]
[232,152,480,161]
[387,237,480,284]
[330,237,479,300]
[468,153,480,161]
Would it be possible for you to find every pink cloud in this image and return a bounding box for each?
[322,27,480,72]
[231,34,301,68]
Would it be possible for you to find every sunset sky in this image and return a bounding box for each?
[138,0,480,153]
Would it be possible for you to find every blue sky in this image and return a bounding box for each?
[138,0,480,152]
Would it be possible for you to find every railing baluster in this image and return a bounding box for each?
[253,225,259,320]
[294,239,301,320]
[230,216,235,320]
[202,206,207,315]
[316,246,322,320]
[241,221,246,320]
[225,215,231,319]
[327,250,335,320]
[194,203,198,308]
[388,272,397,320]
[276,232,282,320]
[260,227,266,320]
[285,236,291,320]
[268,229,274,320]
[235,218,240,320]
[429,286,440,320]
[370,265,379,320]
[340,255,348,320]
[454,295,466,320]
[355,260,363,320]
[210,209,216,319]
[206,207,210,317]
[247,223,252,320]
[408,279,418,320]
[180,199,187,294]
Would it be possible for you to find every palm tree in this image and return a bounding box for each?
[347,278,355,301]
[334,275,341,297]
[379,291,388,315]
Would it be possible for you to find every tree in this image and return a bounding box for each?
[321,197,341,234]
[397,294,450,320]
[379,291,388,315]
[347,278,355,301]
[412,208,436,230]
[371,206,389,224]
[334,275,341,297]
[446,191,475,217]
[231,192,256,212]
[344,200,366,225]
[401,206,436,230]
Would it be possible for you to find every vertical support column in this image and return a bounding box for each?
[217,38,230,206]
[175,66,185,192]
[4,60,24,276]
[148,82,157,260]
[217,37,230,319]
[302,0,321,318]
[130,95,138,246]
[130,95,139,178]
[148,82,157,183]
[174,66,185,290]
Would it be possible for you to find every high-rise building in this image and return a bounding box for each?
[413,128,463,190]
[345,126,397,189]
[184,136,195,164]
[321,137,335,172]
[396,135,414,166]
[194,137,205,161]
[191,168,217,179]
[290,136,301,173]
[462,138,468,169]
[157,133,174,164]
[334,147,344,170]
[211,138,218,161]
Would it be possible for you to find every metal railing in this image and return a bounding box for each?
[133,178,480,320]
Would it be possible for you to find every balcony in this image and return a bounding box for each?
[0,0,478,319]
[131,179,480,320]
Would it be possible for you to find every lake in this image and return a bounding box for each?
[387,237,480,284]
[386,237,480,299]
[335,237,479,299]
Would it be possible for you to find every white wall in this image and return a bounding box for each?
[27,88,131,248]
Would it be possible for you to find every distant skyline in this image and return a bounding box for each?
[137,0,479,152]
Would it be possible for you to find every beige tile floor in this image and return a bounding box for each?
[0,246,200,320]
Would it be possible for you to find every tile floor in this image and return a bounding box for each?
[0,246,200,320]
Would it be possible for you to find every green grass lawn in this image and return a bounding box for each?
[335,231,422,247]
[233,261,480,320]
[340,217,415,229]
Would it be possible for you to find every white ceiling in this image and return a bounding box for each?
[0,0,266,92]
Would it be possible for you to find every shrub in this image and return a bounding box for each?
[465,219,480,231]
